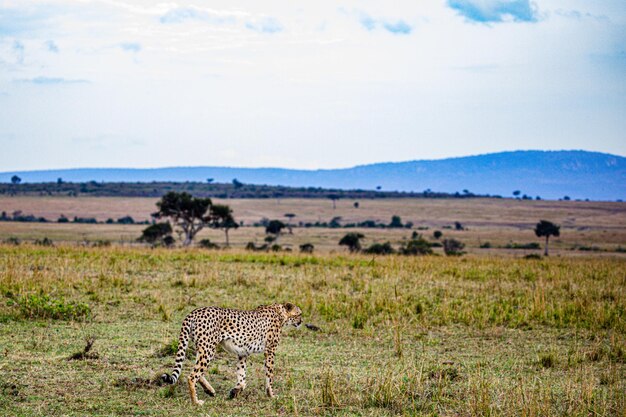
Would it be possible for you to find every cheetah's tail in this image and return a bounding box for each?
[161,315,192,385]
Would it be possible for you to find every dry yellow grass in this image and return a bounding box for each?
[1,196,624,227]
[1,196,625,255]
[0,246,624,416]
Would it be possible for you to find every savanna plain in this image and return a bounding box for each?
[0,197,624,416]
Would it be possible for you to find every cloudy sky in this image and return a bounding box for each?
[0,0,624,170]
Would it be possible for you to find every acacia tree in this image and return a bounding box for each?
[284,213,296,234]
[210,204,238,246]
[534,220,560,256]
[328,194,340,209]
[265,220,286,242]
[152,192,213,246]
[339,232,364,253]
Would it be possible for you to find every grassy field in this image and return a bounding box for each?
[1,196,625,254]
[0,245,624,416]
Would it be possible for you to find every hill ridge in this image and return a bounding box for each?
[1,150,624,201]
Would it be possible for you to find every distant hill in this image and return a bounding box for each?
[1,150,624,200]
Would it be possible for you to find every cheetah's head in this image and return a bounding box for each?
[282,303,303,328]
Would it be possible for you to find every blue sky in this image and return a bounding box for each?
[0,0,624,170]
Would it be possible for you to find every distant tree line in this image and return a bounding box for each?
[0,211,149,225]
[0,180,498,199]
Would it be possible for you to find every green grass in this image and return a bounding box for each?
[0,245,624,416]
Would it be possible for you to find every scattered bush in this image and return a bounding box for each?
[57,215,69,223]
[34,237,53,246]
[504,242,541,250]
[117,216,135,224]
[339,233,365,253]
[364,242,395,255]
[299,243,314,254]
[433,230,442,239]
[138,222,174,247]
[389,215,404,228]
[524,254,542,260]
[576,245,602,252]
[198,239,219,249]
[479,242,492,249]
[8,294,90,321]
[443,239,465,256]
[91,240,110,248]
[245,242,268,252]
[73,216,97,224]
[5,237,20,246]
[399,236,433,255]
[329,217,342,228]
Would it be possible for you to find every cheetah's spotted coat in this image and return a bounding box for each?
[161,303,302,405]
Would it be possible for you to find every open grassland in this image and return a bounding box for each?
[0,197,625,254]
[1,196,624,227]
[0,245,624,416]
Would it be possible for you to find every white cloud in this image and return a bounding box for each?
[0,0,624,171]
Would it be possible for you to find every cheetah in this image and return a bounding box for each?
[161,303,302,405]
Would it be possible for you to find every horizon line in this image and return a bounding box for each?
[1,149,622,174]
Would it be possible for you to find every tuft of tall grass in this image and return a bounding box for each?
[6,293,90,321]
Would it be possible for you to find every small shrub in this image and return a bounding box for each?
[479,242,491,249]
[5,237,20,246]
[34,237,54,246]
[198,239,219,249]
[57,215,69,223]
[389,215,403,228]
[10,294,90,321]
[364,242,395,255]
[245,242,268,252]
[524,254,542,260]
[139,222,173,247]
[271,244,282,252]
[433,230,443,239]
[73,216,97,224]
[505,242,541,250]
[299,243,314,254]
[399,236,432,255]
[339,233,365,253]
[443,239,465,256]
[117,216,135,224]
[577,245,602,252]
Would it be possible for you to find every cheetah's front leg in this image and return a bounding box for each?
[264,349,276,398]
[229,355,247,399]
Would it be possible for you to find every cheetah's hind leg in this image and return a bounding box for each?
[187,345,215,406]
[199,376,216,397]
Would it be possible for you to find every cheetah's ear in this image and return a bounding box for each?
[284,303,295,312]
